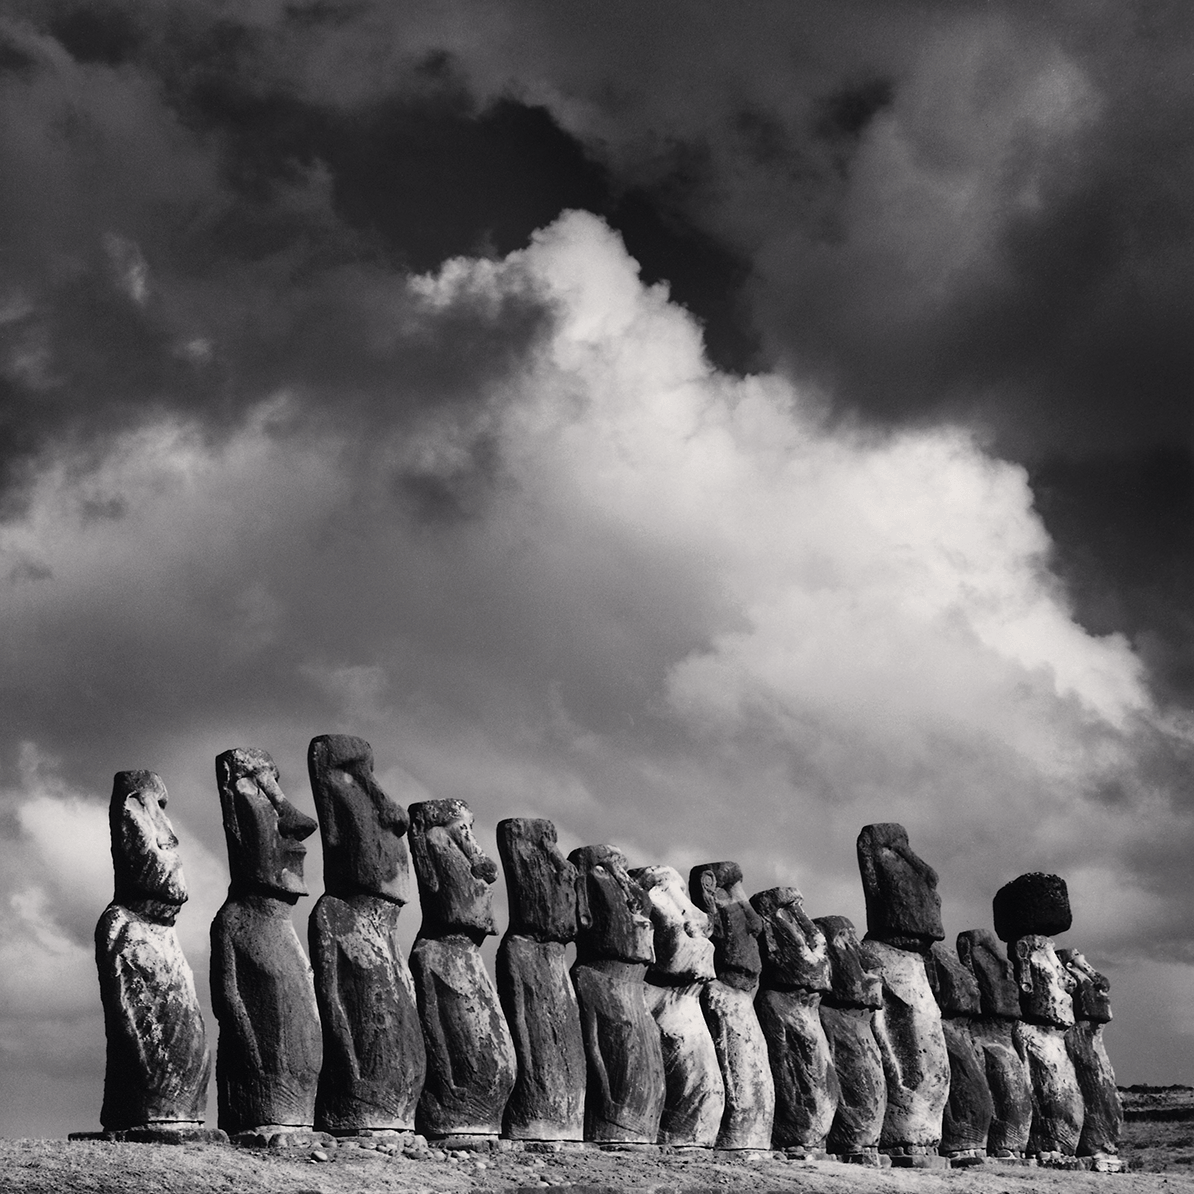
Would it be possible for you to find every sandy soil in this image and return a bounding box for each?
[0,1122,1189,1194]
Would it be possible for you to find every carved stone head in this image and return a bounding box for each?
[568,844,654,966]
[1057,948,1112,1024]
[750,886,831,993]
[856,823,944,950]
[497,817,584,943]
[1013,934,1077,1027]
[109,770,187,913]
[631,865,716,984]
[956,928,1021,1020]
[408,799,498,939]
[926,941,981,1017]
[309,734,410,904]
[690,861,763,990]
[216,748,317,902]
[814,914,881,1010]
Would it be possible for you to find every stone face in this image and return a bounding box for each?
[308,735,425,1134]
[569,845,665,1143]
[815,916,885,1155]
[97,771,210,1131]
[957,929,1021,1020]
[993,873,1072,944]
[957,930,1032,1155]
[1058,949,1121,1158]
[212,749,322,1135]
[633,865,724,1146]
[858,938,950,1150]
[751,888,838,1150]
[691,862,774,1150]
[496,819,585,1141]
[857,823,944,949]
[1014,935,1077,1028]
[407,800,515,1138]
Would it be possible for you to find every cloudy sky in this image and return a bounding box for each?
[0,0,1190,1138]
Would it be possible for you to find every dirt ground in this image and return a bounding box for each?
[0,1119,1190,1194]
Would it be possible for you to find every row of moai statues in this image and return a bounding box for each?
[92,737,1122,1168]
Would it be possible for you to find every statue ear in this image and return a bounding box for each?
[1015,938,1034,993]
[956,935,972,969]
[758,913,777,960]
[411,823,445,893]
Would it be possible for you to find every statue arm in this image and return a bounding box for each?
[411,950,457,1094]
[574,979,612,1107]
[210,917,263,1073]
[309,905,360,1083]
[95,912,151,1076]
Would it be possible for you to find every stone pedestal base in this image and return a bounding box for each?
[836,1149,891,1167]
[431,1134,502,1152]
[69,1126,228,1145]
[886,1151,951,1169]
[231,1127,335,1148]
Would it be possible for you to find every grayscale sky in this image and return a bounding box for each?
[0,0,1190,1138]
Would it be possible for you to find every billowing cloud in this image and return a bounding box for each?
[2,209,1191,1132]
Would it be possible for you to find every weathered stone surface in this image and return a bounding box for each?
[212,749,321,1135]
[927,942,993,1155]
[410,934,518,1137]
[497,818,585,1141]
[691,862,774,1150]
[700,981,775,1149]
[499,817,583,943]
[497,936,586,1140]
[815,915,885,1155]
[956,929,1032,1155]
[570,845,664,1143]
[308,735,425,1134]
[633,865,724,1147]
[751,888,837,1150]
[1058,949,1121,1158]
[857,937,949,1150]
[1014,934,1076,1028]
[957,929,1021,1020]
[993,873,1072,944]
[407,800,515,1138]
[1017,1021,1084,1156]
[1010,933,1082,1155]
[856,824,944,949]
[97,771,210,1132]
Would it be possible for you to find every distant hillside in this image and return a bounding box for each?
[1121,1085,1194,1121]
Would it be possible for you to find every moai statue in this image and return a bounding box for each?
[814,915,886,1164]
[211,749,323,1140]
[926,942,995,1162]
[993,872,1084,1162]
[94,771,213,1139]
[856,823,950,1166]
[495,818,586,1142]
[568,844,666,1144]
[631,865,726,1147]
[956,929,1033,1158]
[307,735,426,1135]
[408,799,515,1139]
[1058,948,1122,1168]
[751,887,839,1154]
[689,862,775,1150]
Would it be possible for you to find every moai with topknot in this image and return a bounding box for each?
[91,772,216,1141]
[1058,948,1123,1170]
[690,862,775,1150]
[632,865,725,1147]
[856,823,950,1167]
[956,929,1034,1159]
[926,942,995,1163]
[993,873,1084,1163]
[407,799,516,1141]
[307,735,426,1136]
[569,844,666,1144]
[814,915,887,1165]
[211,749,323,1142]
[496,818,587,1142]
[751,887,839,1154]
